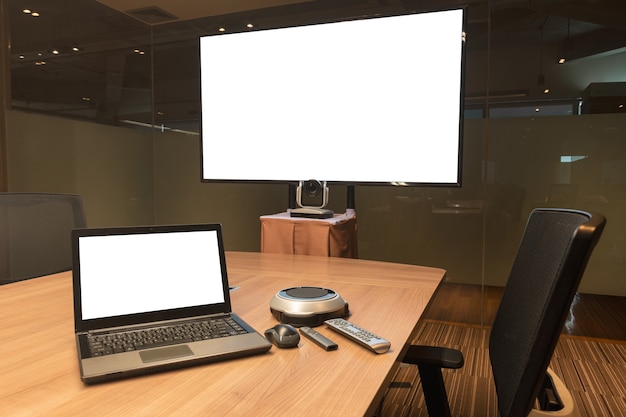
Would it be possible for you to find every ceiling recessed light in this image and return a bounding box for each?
[52,49,60,55]
[218,27,226,32]
[31,12,40,17]
[246,23,254,28]
[23,9,32,14]
[558,58,566,64]
[72,46,80,52]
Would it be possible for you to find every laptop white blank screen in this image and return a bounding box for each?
[78,230,225,320]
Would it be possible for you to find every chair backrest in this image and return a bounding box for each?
[0,193,87,283]
[489,208,605,417]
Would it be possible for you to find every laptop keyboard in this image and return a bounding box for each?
[86,317,248,357]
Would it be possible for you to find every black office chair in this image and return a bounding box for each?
[0,193,87,284]
[403,208,606,417]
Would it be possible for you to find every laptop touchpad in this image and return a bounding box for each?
[140,345,194,363]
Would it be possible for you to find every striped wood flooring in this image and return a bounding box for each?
[381,321,626,417]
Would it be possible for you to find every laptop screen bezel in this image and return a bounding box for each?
[71,223,232,333]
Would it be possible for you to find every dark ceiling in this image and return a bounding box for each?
[8,0,626,131]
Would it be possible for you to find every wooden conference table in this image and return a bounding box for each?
[0,252,445,417]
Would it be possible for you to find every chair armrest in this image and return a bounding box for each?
[402,345,464,417]
[403,345,464,369]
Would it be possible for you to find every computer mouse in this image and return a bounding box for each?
[264,324,300,348]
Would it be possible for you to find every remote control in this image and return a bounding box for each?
[299,327,338,351]
[324,318,390,354]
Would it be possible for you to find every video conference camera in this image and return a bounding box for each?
[290,180,334,219]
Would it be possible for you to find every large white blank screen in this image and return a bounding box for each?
[200,9,465,185]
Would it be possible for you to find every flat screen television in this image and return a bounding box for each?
[200,8,466,186]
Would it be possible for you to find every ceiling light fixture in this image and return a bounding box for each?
[23,9,41,16]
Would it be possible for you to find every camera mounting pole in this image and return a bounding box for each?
[290,180,334,219]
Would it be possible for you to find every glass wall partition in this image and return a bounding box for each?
[10,1,153,126]
[483,3,626,301]
[6,1,626,324]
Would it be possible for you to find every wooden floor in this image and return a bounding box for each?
[422,282,626,341]
[383,322,626,417]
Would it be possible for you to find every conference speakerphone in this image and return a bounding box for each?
[270,286,349,327]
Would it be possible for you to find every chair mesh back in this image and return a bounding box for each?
[489,208,605,417]
[0,193,87,282]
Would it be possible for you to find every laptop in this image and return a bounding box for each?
[71,223,272,384]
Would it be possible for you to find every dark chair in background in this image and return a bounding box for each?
[0,193,86,284]
[403,208,606,417]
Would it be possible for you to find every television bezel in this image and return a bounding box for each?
[199,7,467,188]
